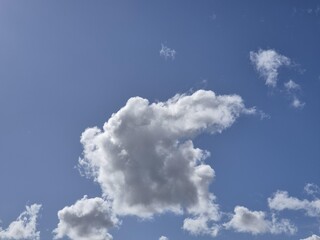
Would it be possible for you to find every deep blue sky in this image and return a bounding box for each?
[0,1,319,239]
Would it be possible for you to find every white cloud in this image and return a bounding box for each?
[78,90,255,236]
[160,44,176,60]
[53,196,119,240]
[183,215,220,237]
[291,96,305,109]
[159,236,169,240]
[0,204,41,240]
[250,49,291,87]
[304,183,320,196]
[301,234,320,240]
[268,191,320,217]
[224,206,296,235]
[284,80,301,91]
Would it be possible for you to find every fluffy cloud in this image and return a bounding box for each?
[79,90,255,235]
[160,44,176,60]
[268,191,320,217]
[0,204,41,240]
[53,196,119,240]
[250,49,290,87]
[159,236,169,240]
[301,234,320,240]
[224,206,296,235]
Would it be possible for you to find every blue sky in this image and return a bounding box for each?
[0,1,319,240]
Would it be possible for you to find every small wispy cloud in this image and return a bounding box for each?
[291,97,305,109]
[0,204,42,240]
[284,80,305,109]
[250,49,290,87]
[160,44,176,60]
[293,6,320,16]
[284,80,301,91]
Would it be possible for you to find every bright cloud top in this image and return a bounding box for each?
[224,206,296,235]
[79,90,255,235]
[0,204,41,240]
[160,44,176,60]
[301,234,320,240]
[53,196,119,240]
[250,49,290,87]
[159,236,169,240]
[268,191,320,217]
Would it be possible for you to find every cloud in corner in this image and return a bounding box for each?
[0,204,42,240]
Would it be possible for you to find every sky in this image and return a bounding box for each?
[0,1,319,240]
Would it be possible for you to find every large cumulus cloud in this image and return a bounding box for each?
[78,90,254,235]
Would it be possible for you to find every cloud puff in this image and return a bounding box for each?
[159,236,169,240]
[183,215,220,237]
[301,234,320,240]
[224,206,296,235]
[284,80,305,109]
[268,191,320,217]
[250,49,290,87]
[304,183,320,197]
[0,204,41,240]
[53,196,119,240]
[291,97,305,109]
[79,90,255,235]
[160,44,176,60]
[284,80,301,91]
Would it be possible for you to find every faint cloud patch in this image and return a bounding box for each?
[304,183,320,197]
[292,6,320,16]
[160,44,176,60]
[210,13,217,20]
[284,80,305,109]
